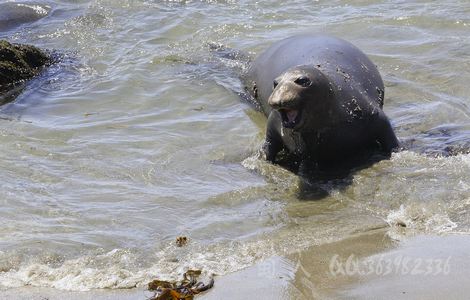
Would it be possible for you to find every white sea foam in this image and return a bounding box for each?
[0,239,275,291]
[16,4,51,16]
[386,204,458,234]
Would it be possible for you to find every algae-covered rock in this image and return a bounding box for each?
[0,40,50,103]
[0,40,49,85]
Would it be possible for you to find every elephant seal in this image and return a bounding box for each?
[246,35,398,171]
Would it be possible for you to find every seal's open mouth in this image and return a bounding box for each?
[279,108,302,128]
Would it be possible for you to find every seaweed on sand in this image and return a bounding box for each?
[148,270,214,300]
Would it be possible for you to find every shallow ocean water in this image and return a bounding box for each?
[1,0,470,291]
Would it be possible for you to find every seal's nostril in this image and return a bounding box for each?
[269,101,279,109]
[273,80,279,89]
[294,76,311,87]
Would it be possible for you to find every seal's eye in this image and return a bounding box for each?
[273,80,279,89]
[294,76,311,87]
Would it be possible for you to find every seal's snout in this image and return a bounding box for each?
[268,97,294,110]
[268,88,303,128]
[268,82,299,109]
[268,78,305,129]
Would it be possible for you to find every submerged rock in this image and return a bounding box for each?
[0,40,50,104]
[0,2,51,31]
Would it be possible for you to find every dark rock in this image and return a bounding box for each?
[0,40,50,104]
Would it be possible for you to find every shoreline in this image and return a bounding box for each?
[3,230,470,299]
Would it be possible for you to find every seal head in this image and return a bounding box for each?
[268,65,335,131]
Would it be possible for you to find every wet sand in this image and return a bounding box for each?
[334,234,470,300]
[3,230,470,300]
[205,230,470,300]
